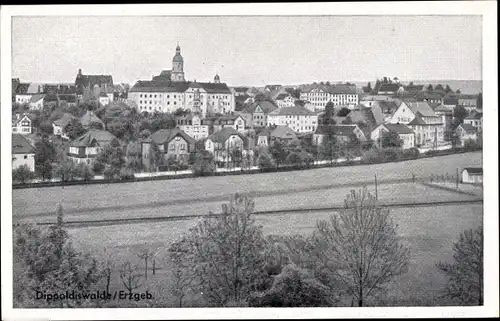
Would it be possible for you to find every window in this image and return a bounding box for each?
[24,155,28,159]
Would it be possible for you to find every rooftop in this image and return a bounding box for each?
[70,130,116,148]
[382,123,415,135]
[12,134,35,154]
[269,106,315,116]
[147,128,196,146]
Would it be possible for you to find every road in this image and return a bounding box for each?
[12,151,482,224]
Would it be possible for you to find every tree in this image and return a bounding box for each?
[40,120,53,135]
[175,194,268,306]
[451,105,468,130]
[324,101,335,123]
[444,85,453,94]
[380,131,403,148]
[147,141,164,172]
[320,126,338,163]
[437,227,483,306]
[119,262,142,297]
[336,107,351,117]
[374,79,381,93]
[95,139,126,178]
[135,248,156,280]
[435,84,444,92]
[12,165,36,184]
[54,161,79,182]
[192,150,216,176]
[65,119,86,140]
[269,140,288,168]
[309,188,410,306]
[169,237,196,307]
[13,204,102,308]
[476,92,482,109]
[426,84,434,92]
[248,264,334,307]
[34,138,57,180]
[456,89,461,94]
[257,149,276,170]
[75,163,94,182]
[125,141,143,172]
[363,82,372,93]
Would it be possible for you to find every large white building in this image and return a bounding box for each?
[128,45,235,117]
[267,106,318,134]
[299,85,359,111]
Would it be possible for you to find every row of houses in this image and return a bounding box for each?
[12,73,128,111]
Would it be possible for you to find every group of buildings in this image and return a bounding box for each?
[11,44,483,178]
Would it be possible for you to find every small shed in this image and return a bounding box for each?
[461,167,483,184]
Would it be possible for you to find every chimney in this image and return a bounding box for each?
[78,69,82,76]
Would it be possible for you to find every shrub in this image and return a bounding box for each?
[119,167,135,180]
[92,160,105,174]
[381,147,402,162]
[403,147,420,159]
[103,165,119,180]
[248,264,334,307]
[361,148,383,164]
[12,165,36,184]
[192,151,216,177]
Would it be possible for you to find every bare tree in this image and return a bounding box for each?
[309,188,410,306]
[169,238,196,307]
[176,193,268,306]
[101,258,115,295]
[437,227,483,306]
[135,248,156,280]
[119,261,142,296]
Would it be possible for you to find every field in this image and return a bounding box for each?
[12,151,484,306]
[13,151,483,223]
[65,203,483,307]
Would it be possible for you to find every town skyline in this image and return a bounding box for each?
[12,15,482,86]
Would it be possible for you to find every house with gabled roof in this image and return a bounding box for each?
[454,123,478,147]
[388,101,444,148]
[371,123,415,149]
[461,167,482,184]
[205,127,249,165]
[175,113,210,140]
[28,94,45,110]
[458,94,479,113]
[80,110,105,130]
[12,114,32,135]
[12,134,36,171]
[313,124,366,146]
[464,110,483,133]
[68,130,117,165]
[53,113,76,140]
[141,128,196,166]
[241,100,278,128]
[75,68,114,101]
[275,93,297,108]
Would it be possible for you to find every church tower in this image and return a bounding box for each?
[171,43,185,82]
[214,73,220,84]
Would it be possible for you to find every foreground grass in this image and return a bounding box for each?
[65,203,482,307]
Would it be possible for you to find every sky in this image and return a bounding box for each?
[12,15,482,87]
